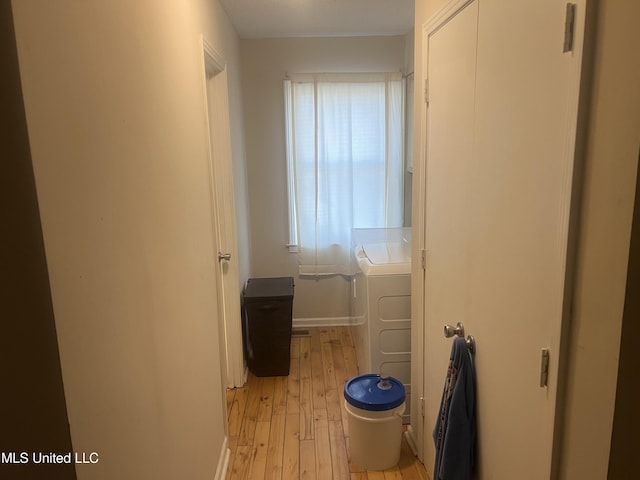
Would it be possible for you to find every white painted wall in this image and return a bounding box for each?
[412,0,639,477]
[11,1,248,478]
[240,36,407,319]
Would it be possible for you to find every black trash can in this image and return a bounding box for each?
[242,277,294,377]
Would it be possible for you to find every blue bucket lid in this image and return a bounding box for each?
[344,374,405,411]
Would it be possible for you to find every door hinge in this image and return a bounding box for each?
[563,3,576,53]
[420,396,425,417]
[421,248,427,270]
[424,78,429,106]
[540,348,550,388]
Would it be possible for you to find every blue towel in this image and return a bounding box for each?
[433,337,476,480]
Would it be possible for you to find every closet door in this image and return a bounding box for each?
[421,0,585,477]
[421,0,479,473]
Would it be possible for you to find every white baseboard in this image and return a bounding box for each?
[214,436,231,480]
[404,425,419,457]
[293,316,355,328]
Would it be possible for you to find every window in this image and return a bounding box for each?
[284,73,404,275]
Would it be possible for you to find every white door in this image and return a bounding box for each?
[203,42,245,388]
[419,0,585,477]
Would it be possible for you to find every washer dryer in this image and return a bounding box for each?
[351,230,411,421]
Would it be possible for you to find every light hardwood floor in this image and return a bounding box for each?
[225,326,430,480]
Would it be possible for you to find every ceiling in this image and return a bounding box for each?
[218,0,415,38]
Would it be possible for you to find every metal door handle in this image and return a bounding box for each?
[444,322,476,353]
[444,322,465,338]
[218,252,231,262]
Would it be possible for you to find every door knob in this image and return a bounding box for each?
[444,322,465,338]
[218,252,231,262]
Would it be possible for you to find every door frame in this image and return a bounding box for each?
[201,37,246,389]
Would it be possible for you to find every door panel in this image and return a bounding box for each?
[204,50,245,389]
[422,0,479,472]
[422,0,585,477]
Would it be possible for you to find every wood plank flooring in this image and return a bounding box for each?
[225,326,430,480]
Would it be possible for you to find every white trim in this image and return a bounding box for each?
[404,426,419,456]
[213,437,231,480]
[288,72,403,84]
[293,316,355,328]
[423,0,474,36]
[284,79,298,250]
[203,38,226,75]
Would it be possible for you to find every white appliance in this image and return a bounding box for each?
[351,228,411,422]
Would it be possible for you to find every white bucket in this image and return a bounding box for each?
[345,399,406,470]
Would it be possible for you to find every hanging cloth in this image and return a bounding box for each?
[433,337,476,480]
[284,73,404,276]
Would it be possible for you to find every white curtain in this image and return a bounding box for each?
[285,73,404,276]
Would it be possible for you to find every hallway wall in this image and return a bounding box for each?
[11,1,246,478]
[240,35,406,321]
[0,3,75,479]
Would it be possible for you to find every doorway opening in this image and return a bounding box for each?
[202,38,245,389]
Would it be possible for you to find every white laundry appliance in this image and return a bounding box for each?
[351,228,411,422]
